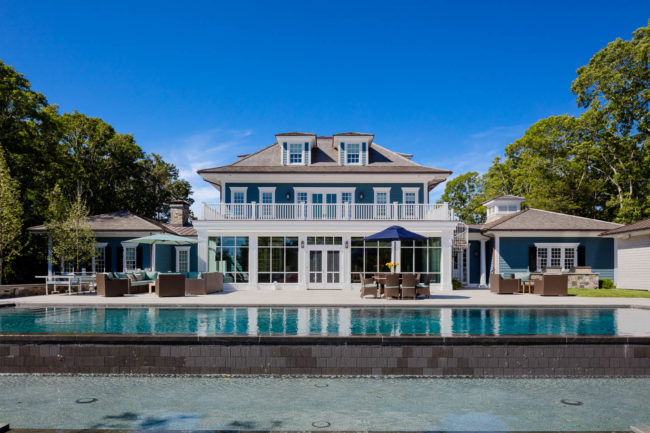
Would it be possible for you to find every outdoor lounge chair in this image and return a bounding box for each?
[534,274,568,296]
[185,272,224,295]
[156,273,186,297]
[96,273,127,297]
[416,274,431,298]
[489,274,520,294]
[401,273,417,299]
[360,277,378,298]
[384,274,400,299]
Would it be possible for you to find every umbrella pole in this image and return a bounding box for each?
[150,244,153,271]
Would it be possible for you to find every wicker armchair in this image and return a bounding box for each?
[416,274,431,298]
[401,274,417,299]
[384,274,401,299]
[186,272,224,295]
[96,273,127,297]
[156,273,186,297]
[360,277,378,298]
[534,274,568,296]
[489,274,520,294]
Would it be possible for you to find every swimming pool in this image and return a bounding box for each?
[1,306,649,336]
[0,375,648,430]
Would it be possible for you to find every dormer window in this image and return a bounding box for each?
[288,143,303,165]
[346,143,360,164]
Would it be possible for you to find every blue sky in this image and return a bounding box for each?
[1,1,648,214]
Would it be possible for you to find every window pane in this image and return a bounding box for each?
[286,248,298,272]
[222,237,236,246]
[365,248,377,273]
[285,273,298,283]
[222,247,236,272]
[551,247,561,267]
[271,248,284,272]
[428,237,441,247]
[351,248,364,273]
[258,273,271,283]
[235,237,249,246]
[236,247,248,272]
[258,236,269,247]
[564,248,575,270]
[285,237,299,247]
[271,237,284,247]
[378,248,392,272]
[401,247,414,272]
[351,237,364,247]
[414,247,426,272]
[272,273,285,283]
[428,247,441,273]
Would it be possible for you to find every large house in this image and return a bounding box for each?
[195,132,459,291]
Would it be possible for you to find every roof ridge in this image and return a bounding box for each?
[482,208,529,230]
[528,208,622,226]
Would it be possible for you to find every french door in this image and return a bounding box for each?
[308,248,342,289]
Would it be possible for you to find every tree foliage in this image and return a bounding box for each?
[0,60,193,283]
[0,148,23,284]
[444,21,650,224]
[47,187,96,273]
[438,172,486,224]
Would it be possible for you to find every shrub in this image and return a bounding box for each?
[452,278,463,290]
[599,278,616,289]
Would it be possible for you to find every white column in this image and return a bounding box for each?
[613,237,618,286]
[494,236,500,275]
[458,251,464,284]
[249,235,258,289]
[479,239,487,287]
[197,230,208,272]
[465,245,471,285]
[47,236,53,276]
[441,230,453,291]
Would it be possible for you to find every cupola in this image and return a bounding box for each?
[483,195,525,223]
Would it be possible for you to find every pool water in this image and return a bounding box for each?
[0,375,648,430]
[1,306,649,336]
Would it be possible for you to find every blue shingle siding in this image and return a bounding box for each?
[498,236,615,280]
[339,142,345,165]
[225,183,424,203]
[282,142,287,165]
[361,142,367,165]
[304,142,310,165]
[95,237,197,272]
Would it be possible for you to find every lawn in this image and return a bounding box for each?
[568,288,650,298]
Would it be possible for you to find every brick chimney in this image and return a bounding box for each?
[170,200,190,227]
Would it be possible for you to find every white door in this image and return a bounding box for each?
[308,248,342,289]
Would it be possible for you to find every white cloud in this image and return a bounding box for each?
[158,128,254,216]
[426,124,527,203]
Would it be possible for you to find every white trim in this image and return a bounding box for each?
[479,239,487,286]
[229,186,247,204]
[293,187,356,204]
[373,187,390,203]
[401,187,419,204]
[534,242,580,249]
[287,142,305,165]
[258,186,276,203]
[494,236,500,274]
[485,230,607,238]
[91,242,108,273]
[121,242,138,272]
[175,246,191,273]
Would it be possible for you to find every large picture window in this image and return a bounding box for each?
[258,236,298,283]
[208,236,249,283]
[400,238,442,284]
[350,237,392,282]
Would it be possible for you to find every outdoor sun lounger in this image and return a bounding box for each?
[534,274,569,296]
[489,274,520,294]
[400,274,417,299]
[156,273,186,297]
[416,274,431,298]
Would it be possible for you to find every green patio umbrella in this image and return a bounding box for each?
[125,233,198,271]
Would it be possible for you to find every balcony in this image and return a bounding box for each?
[200,202,454,221]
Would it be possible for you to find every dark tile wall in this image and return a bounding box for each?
[1,338,649,376]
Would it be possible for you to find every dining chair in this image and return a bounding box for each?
[401,273,417,299]
[384,274,400,299]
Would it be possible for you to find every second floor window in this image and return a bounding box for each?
[404,192,416,204]
[233,191,245,204]
[289,143,303,164]
[347,143,360,164]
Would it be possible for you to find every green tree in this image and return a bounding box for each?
[47,187,96,273]
[0,148,23,284]
[438,171,487,224]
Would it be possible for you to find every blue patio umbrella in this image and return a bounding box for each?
[363,226,427,272]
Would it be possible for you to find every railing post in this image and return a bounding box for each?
[346,202,351,220]
[252,202,257,220]
[392,202,398,220]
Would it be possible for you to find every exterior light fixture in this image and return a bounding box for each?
[301,240,305,248]
[358,192,364,201]
[286,192,291,201]
[345,240,349,249]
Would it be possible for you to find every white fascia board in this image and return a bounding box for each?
[483,230,608,238]
[610,229,650,239]
[93,231,163,238]
[200,172,447,185]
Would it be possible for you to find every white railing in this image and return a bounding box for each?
[201,202,454,221]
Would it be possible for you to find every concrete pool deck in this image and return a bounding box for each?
[3,287,650,308]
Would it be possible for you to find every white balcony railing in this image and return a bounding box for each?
[200,202,454,221]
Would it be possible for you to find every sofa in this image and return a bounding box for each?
[156,273,185,297]
[185,272,224,295]
[490,274,520,294]
[96,273,129,297]
[111,271,158,294]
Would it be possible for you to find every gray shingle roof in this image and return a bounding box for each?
[600,217,650,236]
[28,211,196,237]
[481,208,621,232]
[197,142,451,175]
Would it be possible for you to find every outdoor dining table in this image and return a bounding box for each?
[521,279,535,294]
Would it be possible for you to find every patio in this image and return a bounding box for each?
[4,287,650,308]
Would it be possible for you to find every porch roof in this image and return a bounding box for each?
[600,217,650,236]
[480,208,622,233]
